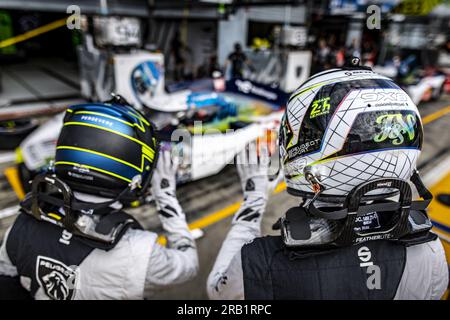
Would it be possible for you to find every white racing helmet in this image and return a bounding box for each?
[280,66,423,202]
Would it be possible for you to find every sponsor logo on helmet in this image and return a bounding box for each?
[287,139,321,161]
[361,92,408,107]
[68,171,94,181]
[36,256,79,300]
[310,97,331,119]
[344,70,374,76]
[71,165,90,174]
[80,115,113,127]
[374,113,416,145]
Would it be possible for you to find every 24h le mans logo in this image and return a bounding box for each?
[36,256,78,300]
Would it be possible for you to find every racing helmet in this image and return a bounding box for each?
[279,67,423,202]
[54,97,159,200]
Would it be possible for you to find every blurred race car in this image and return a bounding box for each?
[374,63,446,105]
[5,80,285,201]
[373,48,447,105]
[443,70,450,94]
[402,68,446,105]
[5,23,288,201]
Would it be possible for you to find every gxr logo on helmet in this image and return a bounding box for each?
[361,92,408,103]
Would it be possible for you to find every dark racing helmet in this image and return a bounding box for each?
[22,96,160,244]
[54,96,159,200]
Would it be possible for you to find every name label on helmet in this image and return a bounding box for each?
[344,70,374,76]
[80,115,114,127]
[374,113,416,145]
[355,212,381,232]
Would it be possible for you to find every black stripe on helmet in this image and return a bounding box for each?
[57,124,143,168]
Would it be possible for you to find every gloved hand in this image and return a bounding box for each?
[236,140,271,197]
[151,147,195,252]
[151,147,184,220]
[233,141,271,225]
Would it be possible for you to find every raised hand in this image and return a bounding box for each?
[151,146,183,220]
[233,141,271,225]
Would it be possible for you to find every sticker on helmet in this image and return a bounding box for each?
[374,113,416,145]
[310,97,331,119]
[331,110,422,158]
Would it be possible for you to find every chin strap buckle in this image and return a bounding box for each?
[304,165,325,193]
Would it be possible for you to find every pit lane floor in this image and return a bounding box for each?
[0,96,449,299]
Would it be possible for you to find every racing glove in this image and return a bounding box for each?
[151,147,193,251]
[232,141,271,226]
[151,148,182,218]
[207,141,272,299]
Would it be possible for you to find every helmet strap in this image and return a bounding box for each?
[280,170,433,248]
[25,173,137,243]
